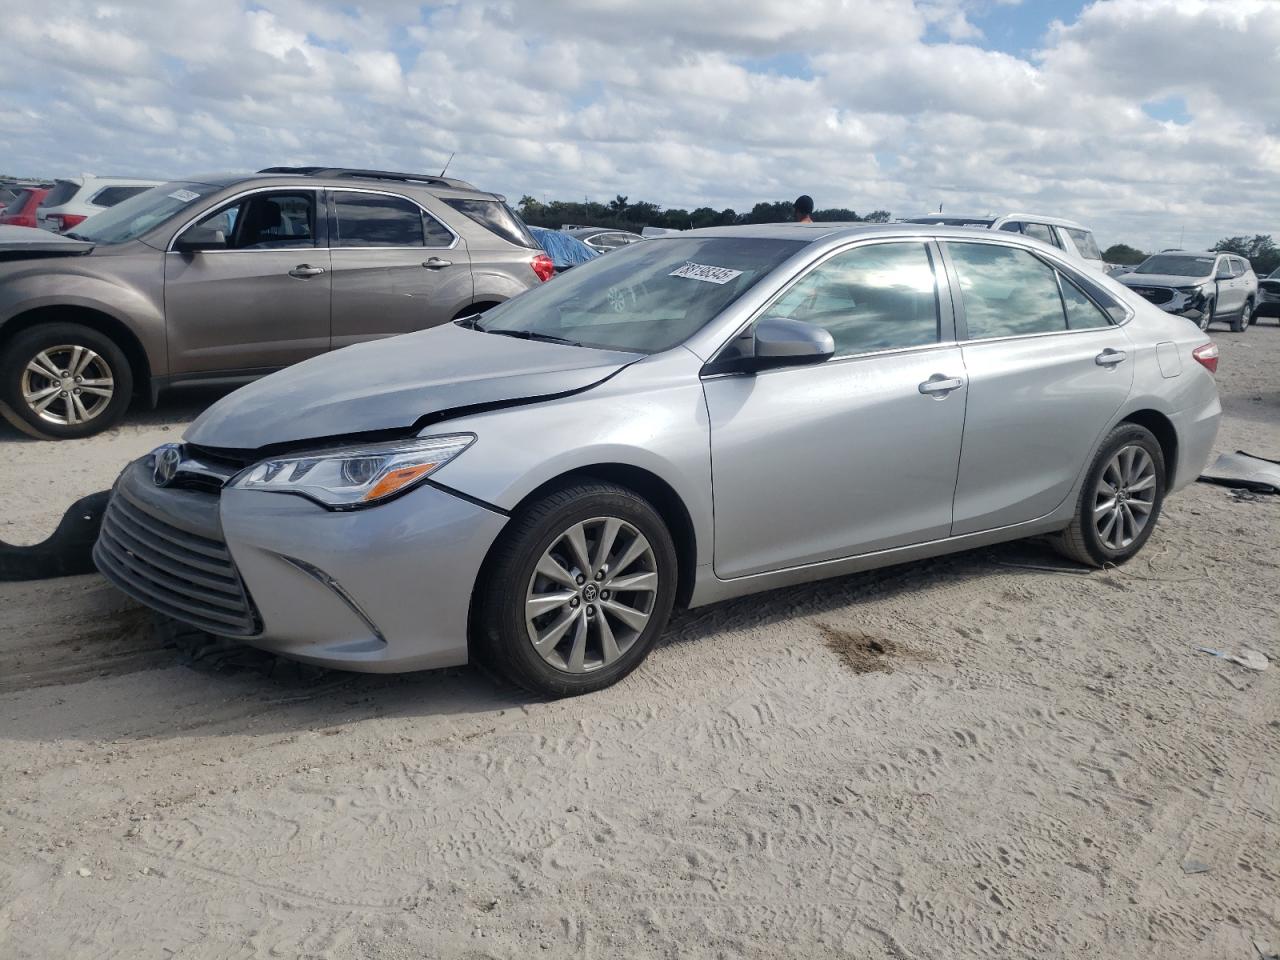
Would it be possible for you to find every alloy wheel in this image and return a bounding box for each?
[20,344,115,426]
[524,516,659,674]
[1093,444,1157,551]
[1199,302,1213,331]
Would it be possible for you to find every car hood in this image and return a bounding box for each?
[1118,273,1209,288]
[185,322,641,450]
[0,224,94,258]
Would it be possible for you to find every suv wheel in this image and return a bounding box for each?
[0,323,133,440]
[1197,298,1214,331]
[1053,423,1166,567]
[474,480,678,697]
[1231,297,1253,333]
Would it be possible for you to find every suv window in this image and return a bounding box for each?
[180,191,317,250]
[90,185,152,207]
[1062,227,1102,260]
[949,242,1069,338]
[1021,222,1057,245]
[1232,257,1249,277]
[42,180,80,207]
[759,242,940,355]
[333,191,424,247]
[442,197,539,249]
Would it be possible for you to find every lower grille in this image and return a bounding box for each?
[94,480,258,636]
[1132,286,1174,305]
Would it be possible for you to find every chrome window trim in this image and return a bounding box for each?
[328,186,460,251]
[705,236,953,364]
[165,186,326,253]
[700,338,959,381]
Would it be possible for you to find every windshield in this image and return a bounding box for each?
[475,236,805,353]
[71,182,222,244]
[1134,254,1214,277]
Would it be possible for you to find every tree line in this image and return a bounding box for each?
[517,194,891,233]
[1104,235,1278,275]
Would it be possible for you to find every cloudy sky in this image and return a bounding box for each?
[1,0,1276,251]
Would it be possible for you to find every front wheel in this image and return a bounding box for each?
[1197,299,1215,331]
[0,323,134,440]
[473,480,678,697]
[1053,423,1166,567]
[1231,298,1253,333]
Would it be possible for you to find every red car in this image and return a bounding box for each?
[0,187,50,228]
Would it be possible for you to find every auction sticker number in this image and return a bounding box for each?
[669,262,743,284]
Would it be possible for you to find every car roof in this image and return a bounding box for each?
[904,212,1091,231]
[652,222,1010,243]
[176,168,502,201]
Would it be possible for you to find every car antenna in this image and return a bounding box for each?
[439,152,455,177]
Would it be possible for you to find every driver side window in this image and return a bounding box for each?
[758,242,941,356]
[179,192,317,251]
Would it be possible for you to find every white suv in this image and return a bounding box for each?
[36,175,164,233]
[902,212,1107,275]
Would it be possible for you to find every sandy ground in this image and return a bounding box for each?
[1,329,1277,959]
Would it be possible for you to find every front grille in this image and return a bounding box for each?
[1131,286,1174,305]
[94,483,258,637]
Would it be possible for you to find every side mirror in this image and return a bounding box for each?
[174,224,226,253]
[750,316,835,370]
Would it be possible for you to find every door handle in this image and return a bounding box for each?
[1095,348,1127,367]
[918,374,965,396]
[288,264,326,278]
[422,257,453,269]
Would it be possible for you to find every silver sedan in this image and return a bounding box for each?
[94,224,1222,696]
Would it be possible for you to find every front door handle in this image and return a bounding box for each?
[1096,348,1127,367]
[918,374,965,397]
[288,264,326,279]
[422,257,453,269]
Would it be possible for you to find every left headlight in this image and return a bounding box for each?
[232,434,475,509]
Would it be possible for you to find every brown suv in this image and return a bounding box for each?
[0,167,553,439]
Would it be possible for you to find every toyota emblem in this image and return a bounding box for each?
[152,444,182,487]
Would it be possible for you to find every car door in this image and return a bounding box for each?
[1212,256,1238,316]
[328,189,472,349]
[942,239,1134,536]
[164,189,331,376]
[703,239,968,579]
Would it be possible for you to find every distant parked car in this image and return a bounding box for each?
[901,213,1107,275]
[1116,251,1257,332]
[0,187,50,228]
[0,166,553,439]
[564,227,645,253]
[528,226,600,273]
[35,175,165,233]
[1254,267,1280,325]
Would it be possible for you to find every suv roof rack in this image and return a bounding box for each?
[256,166,476,190]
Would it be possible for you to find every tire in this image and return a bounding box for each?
[1231,298,1253,333]
[0,323,133,440]
[1053,423,1166,568]
[473,480,678,697]
[1198,299,1214,331]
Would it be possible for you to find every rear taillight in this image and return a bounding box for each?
[530,253,555,283]
[49,213,87,232]
[1192,342,1218,374]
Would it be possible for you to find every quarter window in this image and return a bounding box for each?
[949,242,1067,338]
[1059,275,1111,330]
[758,242,940,355]
[334,191,425,247]
[1021,222,1057,245]
[1062,227,1102,260]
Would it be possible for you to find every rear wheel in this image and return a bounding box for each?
[473,480,677,697]
[1231,298,1253,333]
[0,323,133,439]
[1053,423,1166,567]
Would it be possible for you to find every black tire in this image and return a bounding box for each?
[0,323,133,440]
[1231,298,1252,333]
[1053,423,1166,568]
[473,480,678,697]
[1198,299,1215,331]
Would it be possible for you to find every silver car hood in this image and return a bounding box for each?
[185,322,641,450]
[0,224,94,256]
[1118,273,1208,288]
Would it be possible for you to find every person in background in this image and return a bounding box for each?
[794,195,814,223]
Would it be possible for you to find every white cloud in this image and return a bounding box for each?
[0,0,1276,250]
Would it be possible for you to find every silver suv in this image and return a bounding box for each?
[1117,250,1258,332]
[0,167,551,439]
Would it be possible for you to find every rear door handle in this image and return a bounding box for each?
[918,374,965,396]
[288,264,326,278]
[422,257,453,269]
[1096,348,1127,367]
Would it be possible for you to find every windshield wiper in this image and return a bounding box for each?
[454,314,486,331]
[485,329,583,347]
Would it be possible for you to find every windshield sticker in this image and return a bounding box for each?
[167,188,200,203]
[669,261,743,285]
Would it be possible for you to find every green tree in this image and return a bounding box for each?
[1213,234,1278,276]
[1101,243,1147,266]
[608,194,629,216]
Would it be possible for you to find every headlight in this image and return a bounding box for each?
[1175,284,1206,295]
[232,434,474,509]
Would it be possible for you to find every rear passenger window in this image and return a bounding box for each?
[334,191,424,247]
[1063,227,1102,260]
[759,242,940,355]
[1059,275,1111,329]
[949,242,1066,338]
